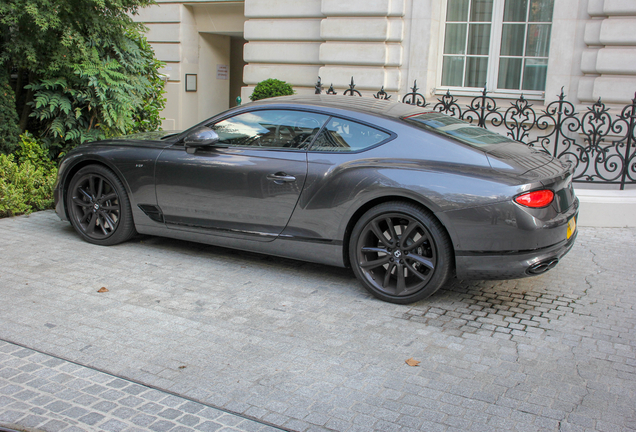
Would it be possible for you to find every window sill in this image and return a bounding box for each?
[433,88,545,101]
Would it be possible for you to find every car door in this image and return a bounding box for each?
[155,109,329,241]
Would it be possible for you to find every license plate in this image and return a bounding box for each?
[567,217,577,239]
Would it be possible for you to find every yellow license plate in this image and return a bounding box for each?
[567,217,577,239]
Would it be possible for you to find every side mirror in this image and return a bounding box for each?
[183,127,219,154]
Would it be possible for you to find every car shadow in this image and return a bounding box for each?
[64,225,586,334]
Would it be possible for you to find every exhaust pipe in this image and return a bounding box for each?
[526,258,559,275]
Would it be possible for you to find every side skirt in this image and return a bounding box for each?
[135,224,346,268]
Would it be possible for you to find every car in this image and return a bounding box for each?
[54,95,578,304]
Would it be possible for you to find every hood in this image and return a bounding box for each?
[73,130,182,151]
[113,130,182,141]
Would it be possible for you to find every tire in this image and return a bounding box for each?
[349,201,453,304]
[66,164,136,246]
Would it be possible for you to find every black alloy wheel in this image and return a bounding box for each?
[67,165,136,246]
[350,202,453,304]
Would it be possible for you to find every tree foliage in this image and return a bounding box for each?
[0,0,166,157]
[250,79,295,102]
[0,70,21,154]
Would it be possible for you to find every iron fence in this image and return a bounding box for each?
[315,77,636,189]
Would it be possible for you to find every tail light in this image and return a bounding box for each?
[515,190,554,208]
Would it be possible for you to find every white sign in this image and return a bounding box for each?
[217,64,229,80]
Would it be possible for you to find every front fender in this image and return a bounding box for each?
[55,145,164,226]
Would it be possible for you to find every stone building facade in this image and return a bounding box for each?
[135,0,636,126]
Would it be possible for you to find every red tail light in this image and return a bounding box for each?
[515,190,554,208]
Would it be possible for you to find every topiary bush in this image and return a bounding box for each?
[250,78,294,101]
[0,133,58,218]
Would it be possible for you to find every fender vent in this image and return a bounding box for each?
[138,204,164,223]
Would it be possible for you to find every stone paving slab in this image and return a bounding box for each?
[1,211,635,432]
[0,340,282,432]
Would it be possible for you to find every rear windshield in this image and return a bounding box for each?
[402,112,512,149]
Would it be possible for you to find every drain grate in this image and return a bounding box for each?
[400,280,583,338]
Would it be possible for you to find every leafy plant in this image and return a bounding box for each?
[0,0,165,157]
[250,78,294,101]
[26,31,166,156]
[0,133,57,217]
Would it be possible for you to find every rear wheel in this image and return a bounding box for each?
[66,165,136,246]
[349,202,453,304]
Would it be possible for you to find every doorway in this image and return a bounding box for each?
[230,36,247,107]
[192,2,246,120]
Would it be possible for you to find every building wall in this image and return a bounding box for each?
[134,1,246,130]
[580,0,636,103]
[242,0,411,100]
[136,0,636,128]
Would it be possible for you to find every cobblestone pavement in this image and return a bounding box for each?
[0,340,281,432]
[0,211,635,432]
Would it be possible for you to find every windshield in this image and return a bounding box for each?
[402,112,512,148]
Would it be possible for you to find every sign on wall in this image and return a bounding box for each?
[217,65,229,80]
[185,74,197,92]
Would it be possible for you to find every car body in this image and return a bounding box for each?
[54,95,578,303]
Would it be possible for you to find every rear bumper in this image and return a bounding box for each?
[455,228,577,280]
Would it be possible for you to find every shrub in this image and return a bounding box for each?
[250,78,294,101]
[0,134,57,218]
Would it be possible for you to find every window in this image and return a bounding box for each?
[309,118,390,152]
[403,112,511,149]
[209,110,328,150]
[440,0,554,93]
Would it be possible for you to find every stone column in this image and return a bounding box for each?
[243,0,325,99]
[318,0,406,94]
[579,0,636,104]
[242,0,407,98]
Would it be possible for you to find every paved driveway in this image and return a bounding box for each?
[0,211,635,432]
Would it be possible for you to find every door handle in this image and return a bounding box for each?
[266,172,296,184]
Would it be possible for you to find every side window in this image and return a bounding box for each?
[310,117,390,152]
[209,110,328,150]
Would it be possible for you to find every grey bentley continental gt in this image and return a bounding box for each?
[54,95,578,304]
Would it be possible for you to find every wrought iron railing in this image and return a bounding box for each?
[314,76,636,189]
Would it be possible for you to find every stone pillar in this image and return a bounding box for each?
[134,3,199,130]
[318,0,406,93]
[243,0,324,100]
[579,0,636,104]
[242,0,406,98]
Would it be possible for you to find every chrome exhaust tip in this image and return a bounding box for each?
[526,258,559,275]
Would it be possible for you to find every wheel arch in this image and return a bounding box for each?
[342,195,458,270]
[60,157,132,220]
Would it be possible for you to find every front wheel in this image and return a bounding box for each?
[349,202,453,304]
[66,165,136,246]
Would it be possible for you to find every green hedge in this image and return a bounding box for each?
[0,134,57,218]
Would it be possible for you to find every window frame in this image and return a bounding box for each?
[436,0,553,100]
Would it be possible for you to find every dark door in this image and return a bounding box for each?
[155,109,328,241]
